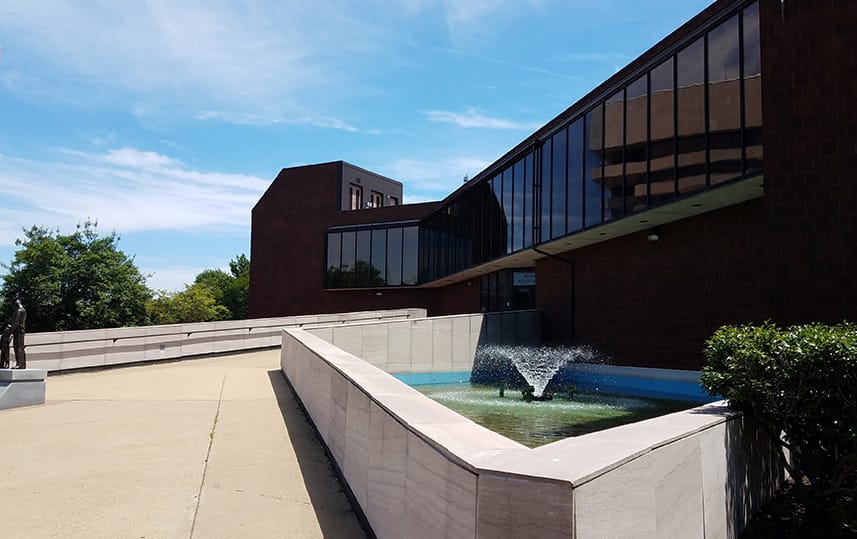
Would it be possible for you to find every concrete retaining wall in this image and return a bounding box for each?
[306,310,540,374]
[281,312,782,539]
[24,309,425,372]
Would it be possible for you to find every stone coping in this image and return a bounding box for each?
[284,327,736,487]
[0,368,47,382]
[26,309,426,346]
[25,309,427,373]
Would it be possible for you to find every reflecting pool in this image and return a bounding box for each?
[415,383,701,448]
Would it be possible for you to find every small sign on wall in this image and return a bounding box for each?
[513,271,536,287]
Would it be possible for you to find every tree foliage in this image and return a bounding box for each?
[193,254,249,320]
[0,222,151,332]
[146,283,229,325]
[701,322,857,528]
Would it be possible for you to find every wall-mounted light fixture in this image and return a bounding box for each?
[647,228,660,243]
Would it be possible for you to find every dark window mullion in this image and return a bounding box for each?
[600,104,606,223]
[738,4,747,177]
[704,33,711,187]
[582,114,588,225]
[672,54,679,197]
[621,87,628,216]
[646,72,652,207]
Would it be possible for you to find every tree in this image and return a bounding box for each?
[146,283,229,325]
[193,254,249,320]
[0,221,151,332]
[223,254,249,319]
[194,269,231,304]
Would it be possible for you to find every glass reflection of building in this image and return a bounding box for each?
[324,1,762,293]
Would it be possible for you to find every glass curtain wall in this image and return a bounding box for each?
[326,225,418,288]
[325,1,761,289]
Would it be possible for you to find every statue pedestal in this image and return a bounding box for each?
[0,369,47,410]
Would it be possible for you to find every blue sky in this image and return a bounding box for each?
[0,0,712,292]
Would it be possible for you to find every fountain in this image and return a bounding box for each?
[471,344,601,400]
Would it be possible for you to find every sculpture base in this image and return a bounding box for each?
[0,368,47,410]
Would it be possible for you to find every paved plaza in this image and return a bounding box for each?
[0,350,366,538]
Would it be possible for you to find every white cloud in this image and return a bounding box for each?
[425,108,541,130]
[0,148,269,250]
[0,1,370,127]
[381,155,492,197]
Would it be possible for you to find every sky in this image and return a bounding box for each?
[0,0,712,292]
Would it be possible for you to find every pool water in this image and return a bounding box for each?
[416,383,702,448]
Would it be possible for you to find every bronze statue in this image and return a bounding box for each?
[2,296,27,369]
[0,323,10,369]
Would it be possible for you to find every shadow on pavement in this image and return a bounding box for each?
[267,370,370,539]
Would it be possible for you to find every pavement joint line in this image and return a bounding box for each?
[189,369,228,539]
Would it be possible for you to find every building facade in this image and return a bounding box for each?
[251,0,857,370]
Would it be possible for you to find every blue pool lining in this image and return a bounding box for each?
[394,371,717,402]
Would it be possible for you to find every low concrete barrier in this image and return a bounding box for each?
[0,369,47,410]
[281,311,782,539]
[25,309,425,372]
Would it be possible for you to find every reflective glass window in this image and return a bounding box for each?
[480,274,490,311]
[743,1,762,176]
[523,153,534,247]
[427,227,438,282]
[463,196,474,268]
[551,127,567,238]
[371,229,386,286]
[626,74,649,212]
[355,230,371,286]
[567,119,584,233]
[402,227,418,285]
[708,14,742,186]
[513,158,525,252]
[326,232,342,287]
[491,175,504,258]
[386,228,403,286]
[584,105,604,228]
[650,57,676,205]
[540,138,552,243]
[677,37,706,194]
[503,167,514,253]
[341,231,356,287]
[438,225,448,277]
[604,89,625,220]
[473,184,486,264]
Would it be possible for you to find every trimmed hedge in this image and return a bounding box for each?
[701,322,856,526]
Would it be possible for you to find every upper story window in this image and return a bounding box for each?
[349,184,363,210]
[369,191,384,208]
[388,196,399,206]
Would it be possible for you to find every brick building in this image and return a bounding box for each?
[251,0,857,370]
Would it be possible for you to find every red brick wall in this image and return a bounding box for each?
[250,1,857,370]
[250,162,340,318]
[760,0,857,325]
[249,162,477,318]
[538,200,766,370]
[536,1,857,369]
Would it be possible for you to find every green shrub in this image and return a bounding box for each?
[701,322,856,526]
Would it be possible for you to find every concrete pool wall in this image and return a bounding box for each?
[304,310,540,375]
[281,311,783,538]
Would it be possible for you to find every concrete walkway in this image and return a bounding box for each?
[0,350,366,538]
